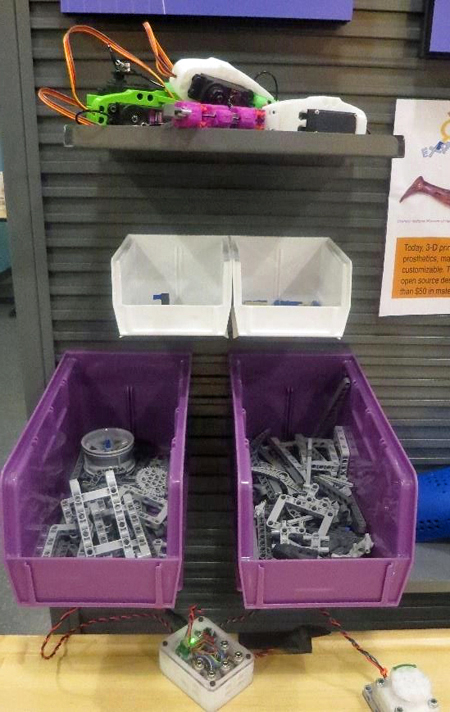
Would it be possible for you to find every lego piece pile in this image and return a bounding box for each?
[252,427,373,560]
[37,453,169,559]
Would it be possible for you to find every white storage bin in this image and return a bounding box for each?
[112,234,232,336]
[231,236,352,338]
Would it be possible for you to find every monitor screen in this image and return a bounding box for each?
[424,0,450,56]
[60,0,353,20]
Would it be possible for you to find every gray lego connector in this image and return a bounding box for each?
[41,524,78,558]
[123,493,152,558]
[313,376,351,437]
[334,425,350,477]
[268,437,306,485]
[105,470,135,559]
[90,500,109,546]
[70,479,96,558]
[252,422,373,561]
[37,440,170,560]
[255,502,272,560]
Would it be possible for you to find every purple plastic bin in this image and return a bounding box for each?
[1,351,191,608]
[230,352,417,609]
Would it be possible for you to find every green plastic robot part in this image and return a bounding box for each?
[86,86,178,125]
[85,83,269,124]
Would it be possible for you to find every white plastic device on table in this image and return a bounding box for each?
[364,665,440,712]
[159,616,254,712]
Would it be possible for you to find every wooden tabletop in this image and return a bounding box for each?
[0,630,447,711]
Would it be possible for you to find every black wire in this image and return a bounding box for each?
[129,69,165,89]
[75,109,109,125]
[254,70,279,101]
[107,44,164,90]
[166,609,190,631]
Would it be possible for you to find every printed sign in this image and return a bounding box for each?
[425,0,450,56]
[60,0,353,20]
[380,99,450,316]
[391,238,450,299]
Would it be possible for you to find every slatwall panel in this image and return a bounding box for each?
[27,0,450,619]
[0,270,13,302]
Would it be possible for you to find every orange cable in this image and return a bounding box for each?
[142,21,174,78]
[38,23,168,122]
[62,24,166,111]
[37,88,94,125]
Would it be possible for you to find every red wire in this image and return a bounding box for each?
[219,610,258,629]
[42,605,388,678]
[254,648,274,658]
[219,609,387,677]
[320,609,388,679]
[185,604,203,642]
[41,607,173,660]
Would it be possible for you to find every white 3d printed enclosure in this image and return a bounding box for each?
[364,665,440,712]
[111,234,232,337]
[231,235,352,338]
[159,617,254,711]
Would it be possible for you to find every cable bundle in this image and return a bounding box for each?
[38,23,172,124]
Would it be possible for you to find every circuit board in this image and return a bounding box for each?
[159,616,254,711]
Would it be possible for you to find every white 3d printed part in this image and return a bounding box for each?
[159,617,254,711]
[111,234,232,337]
[169,58,274,102]
[364,665,440,712]
[264,96,367,133]
[231,235,352,339]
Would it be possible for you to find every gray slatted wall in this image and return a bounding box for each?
[0,272,13,302]
[34,0,450,471]
[23,0,450,617]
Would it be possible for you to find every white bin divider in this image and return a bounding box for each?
[230,236,352,338]
[111,234,233,337]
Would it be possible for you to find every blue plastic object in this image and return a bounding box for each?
[153,292,170,305]
[416,466,450,541]
[273,299,303,306]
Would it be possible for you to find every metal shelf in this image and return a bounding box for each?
[406,542,450,594]
[64,125,405,163]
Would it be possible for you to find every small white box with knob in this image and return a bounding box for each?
[363,665,439,712]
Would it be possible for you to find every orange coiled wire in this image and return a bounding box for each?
[143,21,174,78]
[38,22,173,124]
[37,87,93,125]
